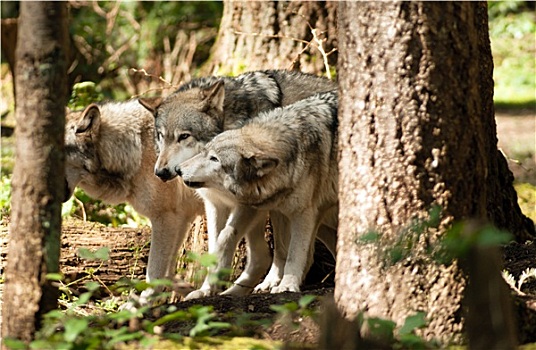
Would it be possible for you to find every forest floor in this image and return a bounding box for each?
[0,109,535,347]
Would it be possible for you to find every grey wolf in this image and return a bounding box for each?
[179,90,339,293]
[139,70,337,298]
[63,100,203,307]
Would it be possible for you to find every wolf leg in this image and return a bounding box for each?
[254,211,290,292]
[185,199,230,300]
[271,210,319,293]
[121,211,196,310]
[222,212,271,296]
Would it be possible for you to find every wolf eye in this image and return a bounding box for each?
[209,156,219,162]
[157,132,163,141]
[178,133,190,142]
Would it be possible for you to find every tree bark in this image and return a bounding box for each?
[2,1,68,343]
[201,0,337,76]
[336,1,531,344]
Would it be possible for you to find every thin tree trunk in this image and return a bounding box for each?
[2,2,68,342]
[336,1,529,344]
[201,0,337,76]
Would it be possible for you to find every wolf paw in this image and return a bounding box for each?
[270,276,300,293]
[254,277,281,293]
[184,288,213,300]
[118,288,156,312]
[221,283,254,296]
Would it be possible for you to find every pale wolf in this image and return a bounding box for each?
[179,90,339,293]
[139,70,337,298]
[63,100,203,306]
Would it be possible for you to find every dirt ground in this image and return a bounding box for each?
[495,110,536,185]
[0,111,535,346]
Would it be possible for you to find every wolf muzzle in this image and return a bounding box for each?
[155,167,174,182]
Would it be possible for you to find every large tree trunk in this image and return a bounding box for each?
[336,1,532,344]
[201,0,337,76]
[1,2,68,343]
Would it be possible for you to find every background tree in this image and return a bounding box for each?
[336,1,533,343]
[201,0,337,77]
[2,1,68,342]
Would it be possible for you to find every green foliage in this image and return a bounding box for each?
[187,252,232,288]
[188,305,232,337]
[69,2,222,99]
[63,187,150,228]
[0,174,11,219]
[357,311,438,349]
[488,2,536,107]
[356,205,443,267]
[270,295,318,328]
[515,183,536,223]
[78,247,110,261]
[433,223,513,264]
[68,81,104,110]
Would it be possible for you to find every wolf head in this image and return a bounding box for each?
[139,80,226,182]
[63,103,102,201]
[178,129,279,201]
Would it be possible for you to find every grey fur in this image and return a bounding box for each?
[180,91,339,293]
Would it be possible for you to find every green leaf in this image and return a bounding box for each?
[94,247,110,260]
[77,248,96,260]
[198,253,218,268]
[46,273,64,281]
[3,338,27,350]
[367,317,396,341]
[77,247,110,261]
[298,295,316,308]
[72,291,92,307]
[358,231,381,244]
[63,318,89,342]
[150,310,189,328]
[476,226,513,247]
[84,280,100,292]
[399,312,427,335]
[398,333,428,349]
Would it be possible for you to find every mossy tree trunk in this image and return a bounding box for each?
[2,2,68,343]
[201,0,337,76]
[336,1,532,344]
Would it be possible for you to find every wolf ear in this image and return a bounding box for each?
[76,104,101,134]
[247,156,278,178]
[201,80,225,114]
[139,97,162,116]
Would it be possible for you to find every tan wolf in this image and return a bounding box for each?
[179,90,339,293]
[63,100,203,307]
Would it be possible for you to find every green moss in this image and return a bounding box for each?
[133,337,284,350]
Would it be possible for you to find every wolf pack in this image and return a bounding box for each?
[64,70,339,307]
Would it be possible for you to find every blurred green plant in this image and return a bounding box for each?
[0,174,11,219]
[62,187,150,228]
[69,1,222,100]
[68,81,104,110]
[488,2,536,108]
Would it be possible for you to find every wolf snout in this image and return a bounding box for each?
[175,166,182,177]
[155,168,174,182]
